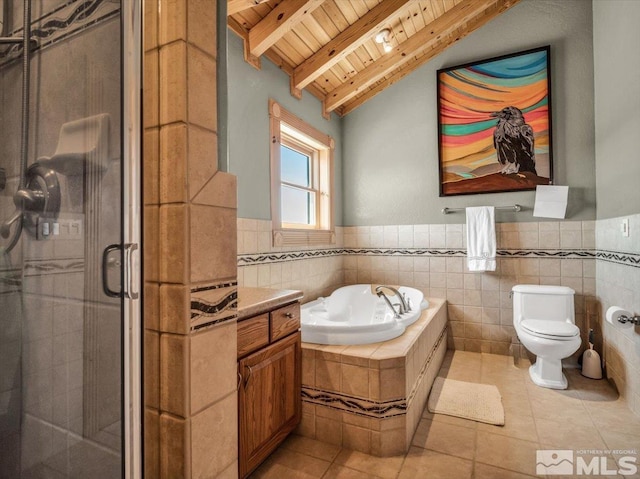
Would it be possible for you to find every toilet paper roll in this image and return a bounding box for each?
[605,306,633,329]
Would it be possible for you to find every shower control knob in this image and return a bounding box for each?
[14,186,46,211]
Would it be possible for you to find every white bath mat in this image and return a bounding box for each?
[427,377,505,426]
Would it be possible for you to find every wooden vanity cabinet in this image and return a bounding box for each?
[237,302,301,478]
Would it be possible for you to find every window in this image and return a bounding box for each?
[270,100,334,247]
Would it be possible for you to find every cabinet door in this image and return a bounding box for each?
[239,331,301,478]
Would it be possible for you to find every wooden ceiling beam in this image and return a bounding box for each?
[228,16,262,69]
[341,0,521,115]
[228,0,270,16]
[292,0,412,90]
[324,0,508,112]
[248,0,325,58]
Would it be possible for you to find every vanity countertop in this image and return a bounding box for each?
[237,287,304,320]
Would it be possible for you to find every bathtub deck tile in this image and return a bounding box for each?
[299,299,448,457]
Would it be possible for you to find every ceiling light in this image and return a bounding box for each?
[375,28,393,53]
[375,29,390,44]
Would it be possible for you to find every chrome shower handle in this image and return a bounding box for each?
[1,185,46,238]
[14,187,45,210]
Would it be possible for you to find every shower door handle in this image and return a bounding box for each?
[102,243,139,299]
[102,243,123,298]
[124,243,139,300]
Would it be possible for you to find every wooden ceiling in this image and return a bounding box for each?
[228,0,520,117]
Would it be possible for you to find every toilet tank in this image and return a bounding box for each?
[512,285,575,324]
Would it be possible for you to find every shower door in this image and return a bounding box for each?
[0,1,141,478]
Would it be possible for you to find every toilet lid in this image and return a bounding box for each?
[521,319,579,339]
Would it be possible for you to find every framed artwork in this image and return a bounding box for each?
[437,46,553,196]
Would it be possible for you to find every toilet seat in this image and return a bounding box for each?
[521,319,579,340]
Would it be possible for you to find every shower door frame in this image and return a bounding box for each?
[122,2,142,478]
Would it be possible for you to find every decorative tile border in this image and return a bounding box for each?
[0,270,21,294]
[597,250,640,269]
[302,387,407,419]
[23,258,84,275]
[238,249,341,265]
[190,281,238,332]
[1,0,119,66]
[238,248,596,266]
[302,323,448,419]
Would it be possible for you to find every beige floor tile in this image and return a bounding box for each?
[530,396,597,428]
[250,462,319,479]
[575,383,620,402]
[321,463,384,479]
[487,378,530,400]
[421,410,478,430]
[501,392,533,417]
[536,417,607,450]
[481,352,512,366]
[586,401,640,433]
[444,351,482,371]
[478,410,538,442]
[411,418,476,460]
[475,431,540,476]
[398,447,472,479]
[265,448,331,478]
[251,350,640,479]
[281,434,341,462]
[526,377,583,401]
[565,370,619,400]
[333,450,404,479]
[599,428,640,452]
[437,368,482,383]
[473,463,537,479]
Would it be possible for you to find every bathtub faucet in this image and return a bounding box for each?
[375,285,408,317]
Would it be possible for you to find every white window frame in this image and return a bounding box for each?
[269,99,335,247]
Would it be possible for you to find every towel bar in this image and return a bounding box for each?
[441,204,522,215]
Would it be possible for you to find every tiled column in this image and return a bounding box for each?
[144,1,239,477]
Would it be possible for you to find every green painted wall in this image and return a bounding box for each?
[593,0,640,219]
[342,0,596,225]
[227,34,343,223]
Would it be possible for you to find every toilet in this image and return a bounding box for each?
[512,285,581,389]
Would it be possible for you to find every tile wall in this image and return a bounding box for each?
[596,213,640,417]
[238,219,596,359]
[143,1,239,477]
[237,218,344,302]
[342,221,597,358]
[1,2,122,474]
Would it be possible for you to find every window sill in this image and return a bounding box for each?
[273,228,335,248]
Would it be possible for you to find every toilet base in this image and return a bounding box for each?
[529,359,568,390]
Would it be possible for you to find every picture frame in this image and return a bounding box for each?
[437,46,553,196]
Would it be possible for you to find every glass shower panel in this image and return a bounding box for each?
[0,1,127,477]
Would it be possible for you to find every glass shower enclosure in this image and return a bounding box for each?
[0,1,141,477]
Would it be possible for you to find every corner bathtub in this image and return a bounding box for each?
[301,284,428,345]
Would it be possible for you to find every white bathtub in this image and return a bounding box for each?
[301,284,428,345]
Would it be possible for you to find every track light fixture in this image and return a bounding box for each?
[375,28,393,53]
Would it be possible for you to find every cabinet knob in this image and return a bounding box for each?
[285,312,294,319]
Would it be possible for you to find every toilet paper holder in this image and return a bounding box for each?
[618,314,640,326]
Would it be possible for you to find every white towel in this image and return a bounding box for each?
[466,206,496,272]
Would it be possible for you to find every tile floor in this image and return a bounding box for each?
[251,350,640,479]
